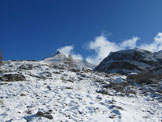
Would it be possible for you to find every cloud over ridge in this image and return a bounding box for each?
[56,32,162,65]
[86,32,162,64]
[139,33,162,52]
[86,35,140,64]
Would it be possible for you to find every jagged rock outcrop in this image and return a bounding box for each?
[95,48,162,75]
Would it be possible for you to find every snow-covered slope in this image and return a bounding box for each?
[43,51,95,70]
[0,60,161,122]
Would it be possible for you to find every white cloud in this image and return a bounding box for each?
[140,32,162,52]
[57,45,73,56]
[57,45,83,60]
[72,54,83,61]
[120,37,139,49]
[86,35,139,64]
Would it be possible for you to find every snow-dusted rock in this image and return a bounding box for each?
[95,48,162,75]
[114,77,124,83]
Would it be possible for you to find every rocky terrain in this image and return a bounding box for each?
[95,48,162,75]
[0,49,161,122]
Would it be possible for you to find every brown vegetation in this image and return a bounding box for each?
[127,71,162,84]
[67,54,76,69]
[0,51,2,66]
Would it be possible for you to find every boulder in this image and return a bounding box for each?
[0,73,26,81]
[36,111,53,120]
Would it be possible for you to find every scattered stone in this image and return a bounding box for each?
[78,111,83,114]
[20,93,26,96]
[96,95,102,100]
[78,77,83,80]
[65,87,73,89]
[36,111,44,116]
[48,110,53,113]
[36,111,53,120]
[66,79,74,83]
[47,85,52,90]
[53,71,61,74]
[19,64,33,70]
[70,68,80,72]
[43,114,53,119]
[39,72,52,79]
[26,110,32,114]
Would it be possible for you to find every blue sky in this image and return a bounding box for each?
[1,0,162,63]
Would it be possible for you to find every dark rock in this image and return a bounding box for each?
[47,86,52,90]
[36,111,44,116]
[20,93,26,96]
[53,71,60,74]
[48,110,53,113]
[65,86,73,89]
[43,114,53,119]
[0,73,26,81]
[70,68,80,72]
[36,111,53,120]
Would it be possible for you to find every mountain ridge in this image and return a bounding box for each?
[95,48,162,74]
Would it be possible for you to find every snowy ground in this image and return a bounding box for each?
[0,61,161,122]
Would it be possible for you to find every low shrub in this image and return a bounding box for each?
[127,71,162,84]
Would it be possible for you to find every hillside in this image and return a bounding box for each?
[0,60,161,122]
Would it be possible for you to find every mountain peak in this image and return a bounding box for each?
[49,50,64,57]
[55,50,61,55]
[43,51,95,70]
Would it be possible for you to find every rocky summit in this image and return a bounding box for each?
[43,51,95,70]
[95,48,162,75]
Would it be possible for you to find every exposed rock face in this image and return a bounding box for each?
[95,48,162,75]
[0,73,26,81]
